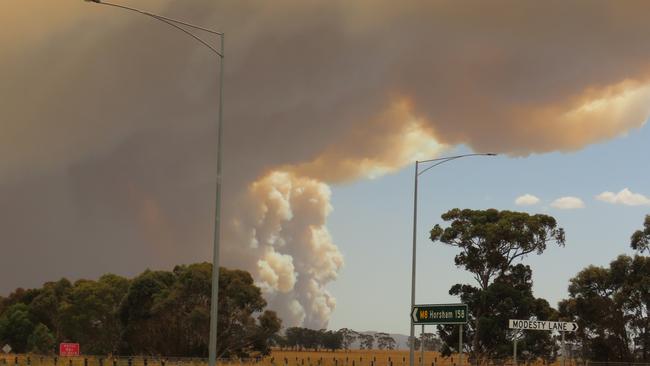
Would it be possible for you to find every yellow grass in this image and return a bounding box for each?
[1,351,580,366]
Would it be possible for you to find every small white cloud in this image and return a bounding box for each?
[515,194,541,206]
[551,196,585,210]
[596,188,650,206]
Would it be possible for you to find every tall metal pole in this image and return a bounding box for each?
[459,325,463,366]
[408,153,497,366]
[409,162,419,366]
[83,2,224,365]
[208,35,225,366]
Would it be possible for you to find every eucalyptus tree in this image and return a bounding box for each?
[430,208,565,362]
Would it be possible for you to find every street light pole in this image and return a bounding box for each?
[409,153,497,366]
[84,2,224,366]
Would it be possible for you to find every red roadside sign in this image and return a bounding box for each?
[59,343,80,356]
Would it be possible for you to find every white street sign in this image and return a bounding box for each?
[509,319,578,332]
[2,344,11,354]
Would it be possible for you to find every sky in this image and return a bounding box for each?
[1,0,650,334]
[326,123,650,334]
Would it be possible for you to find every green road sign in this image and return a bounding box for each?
[411,303,468,324]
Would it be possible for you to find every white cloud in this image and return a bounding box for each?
[596,188,650,206]
[551,196,585,210]
[515,194,541,206]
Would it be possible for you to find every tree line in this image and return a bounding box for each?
[0,264,280,358]
[273,328,400,351]
[430,210,649,363]
[1,210,647,363]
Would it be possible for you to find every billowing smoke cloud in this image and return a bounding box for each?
[2,0,650,327]
[227,171,343,327]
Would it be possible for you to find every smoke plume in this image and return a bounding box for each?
[2,0,650,327]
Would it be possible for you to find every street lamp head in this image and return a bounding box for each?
[84,0,101,3]
[485,153,498,156]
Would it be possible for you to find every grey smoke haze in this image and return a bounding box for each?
[2,0,650,328]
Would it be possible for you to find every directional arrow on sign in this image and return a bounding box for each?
[569,322,578,331]
[412,307,418,322]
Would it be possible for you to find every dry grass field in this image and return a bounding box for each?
[0,351,580,366]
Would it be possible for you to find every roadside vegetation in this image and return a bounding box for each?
[1,212,647,363]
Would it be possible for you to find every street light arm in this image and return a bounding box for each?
[86,0,224,57]
[85,2,225,366]
[417,153,497,176]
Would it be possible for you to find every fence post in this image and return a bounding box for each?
[69,359,72,366]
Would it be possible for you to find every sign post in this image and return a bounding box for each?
[509,320,578,366]
[412,304,467,366]
[561,330,566,366]
[459,324,463,366]
[513,334,517,366]
[420,324,424,366]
